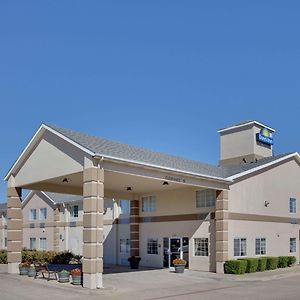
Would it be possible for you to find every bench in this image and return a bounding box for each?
[34,262,57,281]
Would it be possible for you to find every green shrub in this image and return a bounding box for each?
[51,251,75,264]
[278,256,289,268]
[224,260,247,274]
[0,250,7,264]
[239,258,259,273]
[287,256,297,267]
[266,257,278,270]
[257,257,267,272]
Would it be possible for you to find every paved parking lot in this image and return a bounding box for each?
[1,264,300,300]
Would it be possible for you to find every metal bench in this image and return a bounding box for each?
[34,262,57,281]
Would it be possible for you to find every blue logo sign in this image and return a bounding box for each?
[256,128,273,145]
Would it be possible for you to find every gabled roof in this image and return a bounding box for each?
[218,120,275,133]
[43,192,82,204]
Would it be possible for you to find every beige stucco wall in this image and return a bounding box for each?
[22,193,54,250]
[228,159,300,260]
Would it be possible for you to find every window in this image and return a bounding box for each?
[196,190,216,208]
[194,238,209,256]
[234,238,247,256]
[39,208,47,220]
[290,198,296,213]
[120,239,130,253]
[147,238,158,254]
[29,209,37,221]
[4,237,7,248]
[30,237,36,250]
[120,200,130,214]
[142,196,156,212]
[71,205,79,218]
[39,238,47,250]
[290,238,296,253]
[255,238,266,255]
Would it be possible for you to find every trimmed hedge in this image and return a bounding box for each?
[287,256,297,267]
[224,259,247,274]
[239,258,259,273]
[258,257,267,272]
[22,249,76,264]
[266,257,279,270]
[0,250,7,264]
[278,256,289,268]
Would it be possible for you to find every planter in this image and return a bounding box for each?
[128,256,141,269]
[71,274,82,285]
[58,271,70,283]
[19,267,29,276]
[28,267,36,277]
[174,264,185,273]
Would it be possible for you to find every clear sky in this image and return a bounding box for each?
[0,1,300,202]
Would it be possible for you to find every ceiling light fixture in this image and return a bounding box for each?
[62,178,69,183]
[163,181,169,186]
[126,187,132,191]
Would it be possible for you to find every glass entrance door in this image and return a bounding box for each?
[169,237,181,267]
[163,237,189,268]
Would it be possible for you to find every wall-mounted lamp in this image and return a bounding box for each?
[163,181,169,186]
[126,187,132,191]
[264,200,270,207]
[62,178,69,183]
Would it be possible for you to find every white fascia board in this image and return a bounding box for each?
[227,153,300,181]
[21,190,35,207]
[40,191,56,205]
[4,124,95,181]
[94,154,232,184]
[218,121,276,134]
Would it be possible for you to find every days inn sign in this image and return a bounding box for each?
[256,128,273,146]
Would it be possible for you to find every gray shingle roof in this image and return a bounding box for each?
[45,124,295,181]
[44,192,82,205]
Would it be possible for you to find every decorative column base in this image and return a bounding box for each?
[83,273,103,289]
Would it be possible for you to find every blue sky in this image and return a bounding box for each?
[0,1,300,202]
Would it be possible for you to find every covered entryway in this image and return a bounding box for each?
[4,124,230,289]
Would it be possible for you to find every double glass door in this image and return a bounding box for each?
[163,237,189,268]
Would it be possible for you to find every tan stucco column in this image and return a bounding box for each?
[215,190,228,274]
[130,199,140,256]
[53,207,60,252]
[7,186,22,274]
[82,164,104,289]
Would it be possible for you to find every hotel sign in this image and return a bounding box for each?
[256,128,273,146]
[165,175,186,183]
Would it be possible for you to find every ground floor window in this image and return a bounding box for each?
[290,238,296,253]
[147,238,158,254]
[194,238,208,256]
[30,237,36,250]
[234,238,247,256]
[255,238,266,255]
[120,239,130,253]
[39,238,47,250]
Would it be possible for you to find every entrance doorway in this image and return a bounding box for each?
[163,237,189,268]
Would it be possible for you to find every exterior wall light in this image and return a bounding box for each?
[264,200,270,207]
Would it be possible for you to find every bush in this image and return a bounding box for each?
[257,257,267,272]
[266,257,278,270]
[51,251,75,264]
[21,250,74,264]
[224,260,247,274]
[287,256,297,267]
[278,256,289,268]
[0,250,7,264]
[239,258,259,273]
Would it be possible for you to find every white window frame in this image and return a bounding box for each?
[234,238,247,257]
[29,209,37,221]
[255,237,266,255]
[147,238,158,255]
[290,238,296,253]
[142,196,156,212]
[289,198,296,213]
[39,208,47,221]
[120,239,130,253]
[70,205,79,218]
[196,190,216,208]
[39,237,47,250]
[194,238,209,256]
[30,237,36,250]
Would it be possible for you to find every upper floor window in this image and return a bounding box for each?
[70,205,79,218]
[39,208,47,220]
[142,196,156,212]
[234,238,247,257]
[196,190,216,208]
[289,198,296,213]
[120,200,130,215]
[29,209,37,221]
[255,238,266,255]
